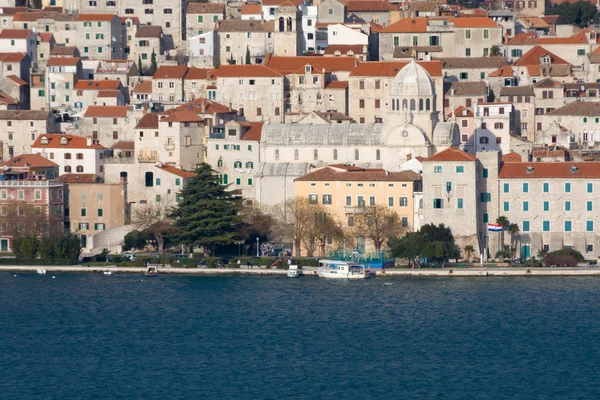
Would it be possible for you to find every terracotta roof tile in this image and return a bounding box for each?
[160,110,203,123]
[76,14,117,21]
[135,113,159,129]
[175,98,235,114]
[346,0,398,11]
[153,65,188,79]
[262,0,302,5]
[241,4,262,14]
[135,25,162,38]
[508,31,589,45]
[0,7,29,16]
[499,162,600,179]
[97,90,121,98]
[502,152,522,163]
[384,17,497,33]
[240,121,264,141]
[186,2,226,13]
[442,57,506,69]
[449,106,474,118]
[74,80,121,90]
[324,44,366,55]
[350,60,442,77]
[0,91,18,105]
[184,67,215,80]
[111,141,134,150]
[0,153,57,168]
[32,134,105,149]
[216,20,274,32]
[325,80,349,89]
[0,29,32,39]
[500,86,534,96]
[0,110,50,120]
[155,163,195,178]
[37,32,53,42]
[5,75,27,86]
[84,105,129,118]
[57,173,103,183]
[0,52,26,62]
[50,45,78,56]
[295,166,421,182]
[132,81,152,93]
[47,57,80,66]
[446,81,487,96]
[489,65,514,77]
[214,64,282,78]
[265,55,357,74]
[546,102,600,117]
[425,147,477,162]
[514,45,571,66]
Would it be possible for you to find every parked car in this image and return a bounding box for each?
[122,254,136,262]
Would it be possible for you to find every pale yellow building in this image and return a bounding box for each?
[294,164,422,253]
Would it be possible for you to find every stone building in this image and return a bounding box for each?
[0,109,55,160]
[79,105,134,147]
[215,19,275,66]
[152,65,188,106]
[0,28,36,60]
[72,79,126,110]
[45,56,83,111]
[132,25,163,71]
[273,3,302,57]
[31,133,105,176]
[75,14,124,60]
[185,2,225,39]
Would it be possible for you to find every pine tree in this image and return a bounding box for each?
[169,163,243,255]
[245,46,251,65]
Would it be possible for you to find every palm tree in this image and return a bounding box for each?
[496,216,510,253]
[508,223,520,259]
[464,245,474,263]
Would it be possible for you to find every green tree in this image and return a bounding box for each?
[238,203,273,256]
[150,50,158,75]
[496,216,510,253]
[229,53,235,65]
[245,46,251,65]
[508,223,520,259]
[138,55,143,76]
[490,45,500,57]
[545,1,599,27]
[389,223,459,267]
[169,163,242,255]
[463,244,474,262]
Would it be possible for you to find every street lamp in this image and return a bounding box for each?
[256,237,259,258]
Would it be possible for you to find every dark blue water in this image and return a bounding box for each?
[1,274,599,399]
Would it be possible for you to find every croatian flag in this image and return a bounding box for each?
[487,223,502,232]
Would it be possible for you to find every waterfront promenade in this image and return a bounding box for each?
[3,265,600,276]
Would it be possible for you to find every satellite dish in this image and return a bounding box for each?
[219,119,224,124]
[111,36,117,43]
[148,102,154,108]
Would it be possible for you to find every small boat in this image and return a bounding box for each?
[145,265,159,277]
[287,265,302,278]
[316,260,371,279]
[103,271,113,276]
[36,268,47,275]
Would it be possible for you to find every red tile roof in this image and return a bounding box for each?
[37,32,53,42]
[0,153,58,168]
[214,64,282,78]
[384,17,497,33]
[155,163,195,178]
[186,2,226,13]
[350,60,442,77]
[74,80,121,90]
[132,80,152,93]
[160,110,203,123]
[97,90,121,98]
[184,67,215,80]
[175,98,235,114]
[76,14,117,21]
[47,57,80,66]
[153,65,188,80]
[240,121,264,141]
[0,29,32,39]
[325,80,349,89]
[112,140,135,150]
[502,152,522,163]
[513,45,570,66]
[449,106,474,118]
[546,101,600,117]
[508,31,589,45]
[6,75,27,86]
[489,65,514,77]
[57,174,103,183]
[135,113,159,129]
[241,4,262,14]
[324,44,366,55]
[346,0,398,11]
[84,105,129,118]
[265,55,357,74]
[295,166,421,182]
[0,52,26,62]
[499,162,600,179]
[262,0,302,5]
[425,147,477,162]
[32,134,105,149]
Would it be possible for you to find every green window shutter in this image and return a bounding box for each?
[198,15,203,23]
[248,178,253,186]
[543,201,549,212]
[175,178,181,186]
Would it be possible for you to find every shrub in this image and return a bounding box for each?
[543,255,578,267]
[547,248,584,262]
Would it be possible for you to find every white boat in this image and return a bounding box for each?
[287,265,302,278]
[316,260,371,279]
[36,268,47,275]
[104,271,113,276]
[145,265,159,277]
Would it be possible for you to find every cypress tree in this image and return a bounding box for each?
[169,163,242,255]
[138,55,143,76]
[245,46,251,65]
[150,50,158,75]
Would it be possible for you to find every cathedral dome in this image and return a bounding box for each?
[391,59,435,97]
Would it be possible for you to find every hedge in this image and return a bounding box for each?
[0,258,74,266]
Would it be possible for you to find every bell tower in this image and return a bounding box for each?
[273,2,302,56]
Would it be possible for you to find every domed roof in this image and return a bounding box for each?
[392,60,435,98]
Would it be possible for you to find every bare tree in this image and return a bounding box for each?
[353,205,406,253]
[238,203,273,256]
[1,203,63,238]
[271,197,313,257]
[132,198,176,253]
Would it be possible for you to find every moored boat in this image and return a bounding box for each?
[316,260,370,279]
[287,265,302,278]
[145,265,159,277]
[36,268,46,275]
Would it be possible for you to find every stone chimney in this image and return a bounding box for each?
[86,136,92,146]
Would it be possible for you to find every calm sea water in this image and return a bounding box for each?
[1,273,599,399]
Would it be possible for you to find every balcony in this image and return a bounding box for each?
[164,143,175,151]
[209,132,225,139]
[138,156,159,163]
[104,157,135,164]
[344,206,366,214]
[0,180,63,187]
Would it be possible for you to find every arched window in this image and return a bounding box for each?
[246,161,254,169]
[333,149,338,160]
[392,99,395,111]
[275,149,279,161]
[76,166,84,173]
[426,98,431,111]
[145,171,153,187]
[120,171,127,182]
[234,161,242,168]
[419,99,424,111]
[217,158,223,168]
[376,149,380,161]
[279,17,285,32]
[294,149,299,160]
[402,99,408,110]
[410,99,416,111]
[396,99,400,110]
[355,149,359,161]
[287,17,292,32]
[223,174,228,184]
[64,166,72,173]
[314,149,318,160]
